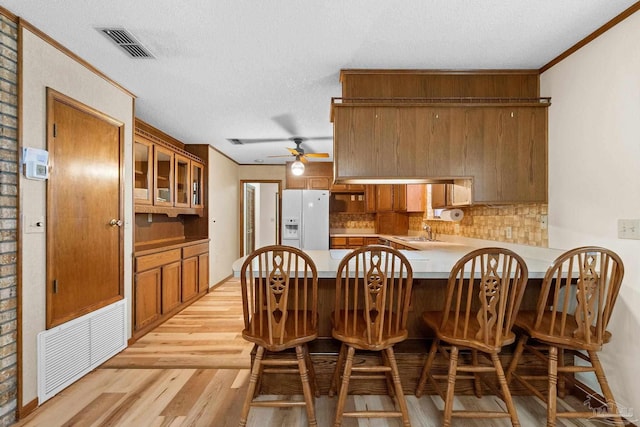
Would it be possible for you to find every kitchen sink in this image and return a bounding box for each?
[393,236,439,242]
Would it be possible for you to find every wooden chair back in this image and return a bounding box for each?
[533,246,624,348]
[333,245,413,348]
[240,245,318,350]
[440,247,528,351]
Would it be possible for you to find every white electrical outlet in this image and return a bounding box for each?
[618,219,640,239]
[505,226,512,239]
[540,215,548,230]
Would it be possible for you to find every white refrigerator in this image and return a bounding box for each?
[281,189,329,250]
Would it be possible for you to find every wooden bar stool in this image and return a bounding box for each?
[415,247,528,427]
[238,245,319,427]
[329,245,413,427]
[506,246,625,426]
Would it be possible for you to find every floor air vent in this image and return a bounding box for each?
[98,27,154,58]
[38,300,127,403]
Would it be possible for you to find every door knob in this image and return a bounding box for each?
[109,219,123,227]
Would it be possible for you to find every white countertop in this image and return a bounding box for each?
[232,235,565,280]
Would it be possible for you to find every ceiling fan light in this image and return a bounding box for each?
[291,159,305,176]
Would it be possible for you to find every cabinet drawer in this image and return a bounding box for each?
[331,237,347,246]
[348,237,365,246]
[136,249,181,272]
[182,242,209,258]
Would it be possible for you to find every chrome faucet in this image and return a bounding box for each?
[423,223,434,241]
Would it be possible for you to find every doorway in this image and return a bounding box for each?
[240,180,281,256]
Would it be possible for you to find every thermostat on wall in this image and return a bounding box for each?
[23,147,49,180]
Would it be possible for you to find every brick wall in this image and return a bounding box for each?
[0,13,18,426]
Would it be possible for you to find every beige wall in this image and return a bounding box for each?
[20,27,134,405]
[542,10,640,412]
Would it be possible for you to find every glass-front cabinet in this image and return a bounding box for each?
[154,146,174,206]
[175,154,191,207]
[134,139,153,205]
[191,161,204,208]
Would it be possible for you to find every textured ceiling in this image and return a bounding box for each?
[3,1,637,164]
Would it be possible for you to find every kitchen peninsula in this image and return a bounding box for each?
[231,236,565,396]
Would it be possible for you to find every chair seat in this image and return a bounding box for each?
[243,310,318,352]
[514,310,611,351]
[332,309,408,351]
[423,311,516,354]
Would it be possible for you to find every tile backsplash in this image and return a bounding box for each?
[335,204,548,247]
[413,204,549,247]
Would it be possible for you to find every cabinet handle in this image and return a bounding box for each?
[109,219,123,227]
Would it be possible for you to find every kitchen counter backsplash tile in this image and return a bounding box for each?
[329,213,376,231]
[413,204,548,247]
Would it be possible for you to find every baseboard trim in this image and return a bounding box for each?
[17,398,38,420]
[211,274,233,289]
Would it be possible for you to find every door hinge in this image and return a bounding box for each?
[53,279,58,294]
[53,123,57,137]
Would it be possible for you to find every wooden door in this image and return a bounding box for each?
[161,261,181,313]
[198,252,209,292]
[245,185,255,255]
[46,89,124,328]
[376,185,394,212]
[181,256,198,301]
[134,268,161,331]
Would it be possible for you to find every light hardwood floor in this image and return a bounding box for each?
[16,279,615,426]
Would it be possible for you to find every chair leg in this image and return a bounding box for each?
[547,345,558,427]
[557,348,566,398]
[385,347,411,427]
[239,346,265,427]
[303,344,320,398]
[506,334,528,385]
[329,342,347,397]
[381,349,396,398]
[491,352,520,427]
[589,350,624,426]
[472,349,483,398]
[295,345,318,427]
[333,345,355,427]
[443,345,459,427]
[416,338,439,398]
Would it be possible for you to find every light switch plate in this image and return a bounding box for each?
[618,219,640,239]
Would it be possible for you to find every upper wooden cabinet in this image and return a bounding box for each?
[134,121,206,216]
[285,161,333,190]
[332,70,549,204]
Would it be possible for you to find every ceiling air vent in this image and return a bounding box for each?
[97,28,154,59]
[228,139,244,145]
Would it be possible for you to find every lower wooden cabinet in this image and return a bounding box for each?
[330,236,379,249]
[134,268,161,331]
[134,240,209,338]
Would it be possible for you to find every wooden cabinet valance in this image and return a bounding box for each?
[285,161,333,189]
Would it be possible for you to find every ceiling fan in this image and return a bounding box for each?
[268,138,330,176]
[268,138,330,163]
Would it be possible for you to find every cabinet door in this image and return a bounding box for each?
[191,161,205,208]
[161,261,181,313]
[393,184,407,211]
[154,146,174,206]
[134,138,153,205]
[198,252,209,292]
[376,185,394,212]
[308,176,331,190]
[365,185,377,213]
[431,184,447,209]
[134,268,161,331]
[175,154,191,207]
[405,184,426,212]
[182,256,198,302]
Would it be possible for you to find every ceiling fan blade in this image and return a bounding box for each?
[304,153,330,158]
[267,154,294,158]
[272,114,298,136]
[287,147,301,156]
[299,136,333,141]
[299,156,308,164]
